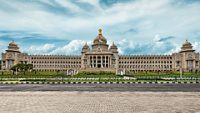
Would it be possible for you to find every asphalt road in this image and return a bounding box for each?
[0,83,200,92]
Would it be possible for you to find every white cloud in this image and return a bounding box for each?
[0,0,200,41]
[56,0,80,11]
[116,35,180,55]
[193,42,200,53]
[50,40,86,55]
[23,40,93,55]
[0,0,200,55]
[25,44,56,55]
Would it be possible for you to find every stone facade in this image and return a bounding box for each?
[80,29,119,73]
[1,29,200,74]
[1,41,29,70]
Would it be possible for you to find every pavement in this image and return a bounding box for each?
[0,84,200,113]
[0,91,200,113]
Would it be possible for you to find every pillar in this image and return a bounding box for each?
[101,56,103,68]
[108,56,110,68]
[105,56,107,68]
[96,56,97,68]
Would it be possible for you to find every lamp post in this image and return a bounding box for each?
[180,67,182,78]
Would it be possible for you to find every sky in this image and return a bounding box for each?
[0,0,200,55]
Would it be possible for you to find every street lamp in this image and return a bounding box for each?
[180,67,182,78]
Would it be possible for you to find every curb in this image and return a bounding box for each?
[0,81,199,85]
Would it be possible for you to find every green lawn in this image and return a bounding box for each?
[129,71,200,78]
[0,79,199,83]
[0,71,121,78]
[0,71,65,78]
[0,71,200,82]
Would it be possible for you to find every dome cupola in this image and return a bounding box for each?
[93,29,107,44]
[180,40,194,53]
[9,40,18,46]
[82,42,90,53]
[6,40,20,53]
[110,42,118,53]
[91,29,109,52]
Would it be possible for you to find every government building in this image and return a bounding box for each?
[1,29,200,75]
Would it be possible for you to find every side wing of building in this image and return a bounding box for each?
[28,55,81,71]
[118,55,173,72]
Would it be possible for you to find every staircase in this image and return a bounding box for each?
[79,68,115,74]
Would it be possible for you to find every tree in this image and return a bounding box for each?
[10,64,19,72]
[11,64,33,72]
[27,64,33,71]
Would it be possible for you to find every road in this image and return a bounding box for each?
[0,83,200,92]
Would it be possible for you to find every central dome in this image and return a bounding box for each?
[93,29,107,44]
[91,29,109,52]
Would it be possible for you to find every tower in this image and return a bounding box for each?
[1,41,21,70]
[172,40,199,72]
[81,42,90,68]
[1,41,28,70]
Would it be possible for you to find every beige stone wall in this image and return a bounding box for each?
[172,52,199,72]
[28,55,81,71]
[118,55,173,72]
[1,52,28,70]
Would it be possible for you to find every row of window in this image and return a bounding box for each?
[119,65,172,68]
[119,64,172,67]
[31,57,81,60]
[119,61,172,64]
[119,57,172,60]
[34,65,81,68]
[32,61,81,64]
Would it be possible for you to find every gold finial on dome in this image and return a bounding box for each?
[98,28,102,35]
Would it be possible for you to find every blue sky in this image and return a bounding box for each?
[0,0,200,55]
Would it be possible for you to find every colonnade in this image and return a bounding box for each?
[4,60,14,69]
[89,55,112,68]
[186,60,194,70]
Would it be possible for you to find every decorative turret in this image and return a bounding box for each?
[180,40,195,53]
[6,40,20,53]
[110,42,118,53]
[81,42,90,53]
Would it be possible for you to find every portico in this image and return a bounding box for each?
[87,54,113,68]
[81,29,118,72]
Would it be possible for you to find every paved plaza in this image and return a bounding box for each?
[0,91,199,113]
